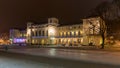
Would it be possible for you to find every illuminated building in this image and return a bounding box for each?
[27,18,83,46]
[10,17,104,46]
[10,29,26,45]
[0,33,10,45]
[82,17,104,45]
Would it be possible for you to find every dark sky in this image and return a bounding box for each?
[0,0,111,33]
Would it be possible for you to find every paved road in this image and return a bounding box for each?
[0,51,65,68]
[0,48,120,68]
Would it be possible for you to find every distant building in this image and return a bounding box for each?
[10,29,26,45]
[0,33,10,45]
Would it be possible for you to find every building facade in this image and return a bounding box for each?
[10,29,26,45]
[26,18,83,46]
[10,17,104,46]
[82,17,105,46]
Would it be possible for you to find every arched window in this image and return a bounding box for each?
[42,31,45,36]
[74,32,76,36]
[64,32,66,37]
[62,32,64,37]
[70,32,72,36]
[66,32,68,36]
[46,30,48,36]
[78,31,80,36]
[35,31,38,36]
[31,31,34,36]
[39,30,41,36]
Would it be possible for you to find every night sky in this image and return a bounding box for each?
[0,0,111,33]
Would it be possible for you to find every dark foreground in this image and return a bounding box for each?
[0,51,119,68]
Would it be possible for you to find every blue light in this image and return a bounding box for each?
[13,38,26,43]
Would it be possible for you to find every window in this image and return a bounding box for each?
[78,31,80,36]
[62,32,64,36]
[31,31,34,36]
[74,32,76,36]
[46,30,48,36]
[64,32,66,36]
[70,32,72,36]
[35,31,38,36]
[60,32,62,36]
[76,31,78,36]
[42,31,45,36]
[39,31,41,36]
[66,32,68,36]
[68,32,70,36]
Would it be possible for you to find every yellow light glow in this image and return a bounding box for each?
[32,29,35,32]
[80,31,83,34]
[64,32,66,36]
[41,39,45,45]
[48,27,56,36]
[60,32,62,36]
[76,31,78,36]
[27,29,31,35]
[68,32,70,36]
[72,31,74,36]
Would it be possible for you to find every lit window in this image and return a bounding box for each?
[32,39,35,44]
[64,32,66,36]
[72,31,74,36]
[68,32,70,36]
[80,31,83,34]
[60,32,62,36]
[76,31,78,36]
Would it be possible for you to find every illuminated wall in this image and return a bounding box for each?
[25,17,105,46]
[26,18,59,45]
[57,25,83,45]
[26,18,83,45]
[13,38,26,43]
[10,29,26,44]
[83,17,103,45]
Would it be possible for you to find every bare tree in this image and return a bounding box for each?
[89,2,110,49]
[99,18,106,49]
[87,18,106,49]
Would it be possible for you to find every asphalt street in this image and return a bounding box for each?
[0,48,120,68]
